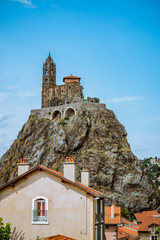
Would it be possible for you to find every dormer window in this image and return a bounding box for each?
[32,196,48,224]
[46,70,48,75]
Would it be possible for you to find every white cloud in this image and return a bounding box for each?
[17,91,35,98]
[11,0,36,8]
[105,96,143,104]
[5,85,17,90]
[2,72,17,77]
[0,92,8,101]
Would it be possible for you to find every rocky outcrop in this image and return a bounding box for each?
[0,107,159,212]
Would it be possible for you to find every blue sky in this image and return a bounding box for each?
[0,0,160,159]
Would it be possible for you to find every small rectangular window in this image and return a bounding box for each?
[100,224,104,240]
[95,226,97,240]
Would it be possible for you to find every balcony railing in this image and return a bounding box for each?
[33,210,48,222]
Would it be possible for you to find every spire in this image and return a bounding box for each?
[46,51,53,62]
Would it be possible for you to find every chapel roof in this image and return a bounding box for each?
[63,75,81,82]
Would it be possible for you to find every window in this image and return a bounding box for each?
[95,226,98,240]
[32,196,48,224]
[151,236,158,240]
[95,200,98,223]
[46,70,48,75]
[100,224,104,240]
[45,78,48,82]
[51,70,53,75]
[100,199,104,222]
[69,86,71,89]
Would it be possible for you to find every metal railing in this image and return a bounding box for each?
[33,210,48,222]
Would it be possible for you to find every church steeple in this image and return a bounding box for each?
[41,53,56,108]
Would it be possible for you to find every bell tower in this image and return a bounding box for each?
[41,53,56,108]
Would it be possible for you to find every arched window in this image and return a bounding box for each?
[51,70,53,75]
[46,70,48,75]
[32,196,48,224]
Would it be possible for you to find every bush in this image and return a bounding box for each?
[57,120,67,126]
[0,217,11,240]
[121,206,132,221]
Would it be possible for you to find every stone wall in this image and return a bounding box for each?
[31,101,106,120]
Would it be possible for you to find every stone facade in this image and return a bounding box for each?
[42,53,84,108]
[31,101,106,120]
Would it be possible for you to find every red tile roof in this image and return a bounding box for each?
[0,165,105,198]
[118,226,138,239]
[63,75,80,83]
[138,215,160,232]
[134,210,158,222]
[40,234,76,240]
[63,75,80,79]
[105,204,121,225]
[122,218,138,227]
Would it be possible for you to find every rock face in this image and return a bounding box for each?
[0,108,159,212]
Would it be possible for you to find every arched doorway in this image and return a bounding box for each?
[64,108,76,119]
[52,110,62,120]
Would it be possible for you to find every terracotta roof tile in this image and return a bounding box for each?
[138,215,160,232]
[105,204,121,224]
[40,234,76,240]
[118,226,138,238]
[63,75,80,79]
[134,210,158,222]
[0,165,105,198]
[122,218,138,227]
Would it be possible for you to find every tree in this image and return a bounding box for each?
[0,217,11,240]
[121,205,132,221]
[157,225,160,240]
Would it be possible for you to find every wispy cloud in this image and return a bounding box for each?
[11,0,36,8]
[0,114,12,129]
[5,85,17,90]
[2,72,17,77]
[105,96,143,104]
[147,114,160,122]
[17,91,35,98]
[0,92,9,101]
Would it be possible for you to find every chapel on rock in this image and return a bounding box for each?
[42,53,84,108]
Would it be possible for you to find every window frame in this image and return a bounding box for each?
[31,196,49,225]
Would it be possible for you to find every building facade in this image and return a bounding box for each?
[42,53,84,108]
[0,158,105,240]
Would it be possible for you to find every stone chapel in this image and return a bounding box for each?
[42,53,84,108]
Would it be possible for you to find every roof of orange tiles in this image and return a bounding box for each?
[40,234,76,240]
[134,210,158,222]
[118,226,138,238]
[63,75,80,79]
[0,165,105,197]
[63,75,81,82]
[105,204,121,225]
[122,218,138,227]
[138,215,160,232]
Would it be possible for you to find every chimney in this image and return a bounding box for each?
[18,158,31,176]
[111,203,114,219]
[63,157,76,182]
[81,167,90,187]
